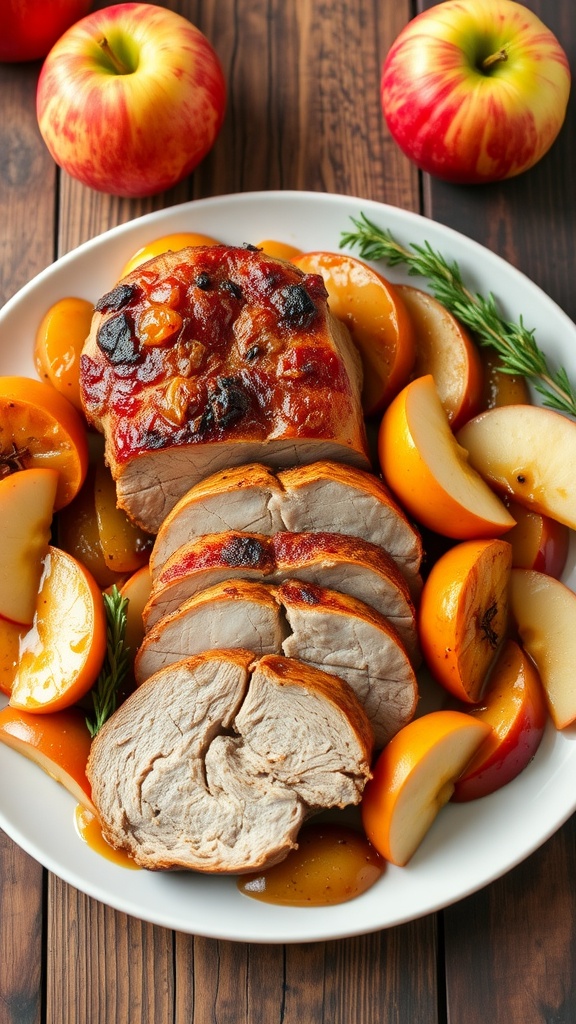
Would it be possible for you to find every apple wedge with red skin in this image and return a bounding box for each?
[505,499,569,580]
[509,568,576,730]
[457,404,576,530]
[452,639,547,802]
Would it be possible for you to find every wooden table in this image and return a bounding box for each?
[1,1,575,1021]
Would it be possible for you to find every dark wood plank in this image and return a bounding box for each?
[46,876,175,1024]
[0,56,56,1024]
[175,920,439,1024]
[443,818,576,1023]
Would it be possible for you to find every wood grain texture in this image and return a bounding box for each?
[0,57,53,1024]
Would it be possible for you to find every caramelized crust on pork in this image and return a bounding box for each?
[80,246,369,532]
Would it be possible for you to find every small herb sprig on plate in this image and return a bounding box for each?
[340,213,576,418]
[86,585,130,739]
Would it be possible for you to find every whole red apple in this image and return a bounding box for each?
[0,0,92,63]
[381,0,571,184]
[36,3,226,198]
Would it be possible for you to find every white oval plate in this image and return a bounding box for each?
[1,190,575,944]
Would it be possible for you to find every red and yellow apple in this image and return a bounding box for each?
[381,0,571,184]
[452,639,547,801]
[0,0,92,63]
[36,2,227,198]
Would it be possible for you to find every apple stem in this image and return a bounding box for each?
[481,48,508,70]
[98,35,131,75]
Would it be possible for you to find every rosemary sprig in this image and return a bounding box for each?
[86,584,130,739]
[340,213,576,417]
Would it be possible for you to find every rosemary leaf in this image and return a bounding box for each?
[340,213,576,417]
[86,584,130,739]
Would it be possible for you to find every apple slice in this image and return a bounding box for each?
[505,499,569,579]
[419,538,512,703]
[452,639,547,801]
[361,710,491,866]
[0,467,58,625]
[0,617,24,696]
[457,404,576,529]
[94,459,152,574]
[120,564,152,666]
[509,568,576,729]
[396,285,484,430]
[378,374,516,538]
[0,705,95,813]
[10,546,107,714]
[293,250,416,415]
[479,349,531,409]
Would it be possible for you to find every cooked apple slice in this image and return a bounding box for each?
[378,374,515,538]
[505,499,569,579]
[396,285,484,430]
[509,568,576,729]
[94,459,152,573]
[10,546,107,714]
[457,404,576,529]
[0,617,24,696]
[419,538,512,703]
[0,467,59,625]
[293,250,416,416]
[361,710,490,866]
[479,349,531,409]
[0,704,95,812]
[452,639,547,801]
[120,564,152,660]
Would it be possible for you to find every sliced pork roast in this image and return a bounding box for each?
[80,246,370,533]
[134,579,418,747]
[149,460,423,595]
[86,650,373,873]
[144,529,419,664]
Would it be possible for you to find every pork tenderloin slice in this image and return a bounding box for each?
[278,580,418,749]
[87,650,372,873]
[117,438,370,536]
[149,459,423,598]
[134,580,285,684]
[274,461,423,596]
[272,532,420,666]
[145,532,274,629]
[136,578,418,747]
[149,464,282,577]
[145,530,419,665]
